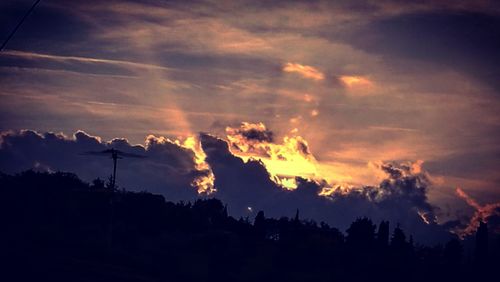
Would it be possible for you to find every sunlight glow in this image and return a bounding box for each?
[283,62,325,81]
[179,136,216,194]
[340,75,373,88]
[226,123,319,189]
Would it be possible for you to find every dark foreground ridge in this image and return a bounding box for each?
[1,171,498,282]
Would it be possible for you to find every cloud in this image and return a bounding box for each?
[0,126,481,244]
[225,122,317,189]
[214,122,482,242]
[283,63,325,81]
[199,131,452,244]
[337,75,377,96]
[1,50,170,72]
[226,122,274,143]
[454,187,500,237]
[222,122,428,199]
[0,130,212,201]
[339,75,374,88]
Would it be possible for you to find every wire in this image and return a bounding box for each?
[0,0,42,52]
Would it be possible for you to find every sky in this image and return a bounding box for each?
[1,0,499,242]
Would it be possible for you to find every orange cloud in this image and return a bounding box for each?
[454,187,500,238]
[180,136,216,194]
[283,63,325,81]
[225,122,319,189]
[340,75,374,89]
[223,122,385,192]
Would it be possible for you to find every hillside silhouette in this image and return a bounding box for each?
[1,170,498,282]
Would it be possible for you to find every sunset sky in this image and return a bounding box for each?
[1,0,499,241]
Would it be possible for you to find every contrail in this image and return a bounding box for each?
[0,0,42,52]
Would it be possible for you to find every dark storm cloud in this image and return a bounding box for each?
[200,133,452,244]
[0,130,206,201]
[200,133,281,209]
[341,11,500,92]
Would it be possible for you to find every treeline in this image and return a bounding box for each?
[0,170,498,281]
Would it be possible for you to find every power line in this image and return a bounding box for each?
[0,0,42,52]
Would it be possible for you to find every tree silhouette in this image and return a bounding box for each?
[346,217,376,249]
[0,170,496,282]
[475,220,488,263]
[377,220,390,248]
[444,238,463,265]
[391,224,407,249]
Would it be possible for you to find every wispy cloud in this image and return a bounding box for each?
[2,50,171,72]
[368,126,419,132]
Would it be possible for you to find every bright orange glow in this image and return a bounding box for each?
[222,123,433,203]
[180,136,216,194]
[273,176,298,190]
[224,122,392,192]
[226,123,319,189]
[340,75,373,88]
[283,63,325,81]
[411,159,424,174]
[223,122,383,194]
[318,183,355,196]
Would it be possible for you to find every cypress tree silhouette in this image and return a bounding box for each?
[294,208,300,223]
[254,210,266,239]
[377,220,390,248]
[390,224,407,250]
[475,220,488,263]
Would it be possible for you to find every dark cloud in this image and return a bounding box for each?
[229,122,274,143]
[200,133,281,208]
[239,127,273,143]
[200,133,452,244]
[0,130,205,201]
[0,128,476,243]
